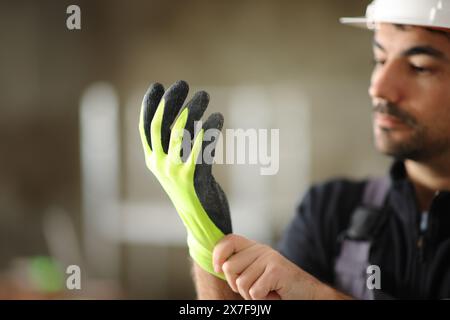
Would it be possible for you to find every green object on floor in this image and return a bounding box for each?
[29,256,64,293]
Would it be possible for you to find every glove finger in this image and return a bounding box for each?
[180,91,209,160]
[199,112,224,169]
[187,112,223,168]
[160,80,189,154]
[194,113,232,235]
[139,83,165,152]
[188,128,204,168]
[168,107,189,163]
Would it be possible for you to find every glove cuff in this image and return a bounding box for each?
[187,233,226,280]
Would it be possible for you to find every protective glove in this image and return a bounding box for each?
[138,80,232,279]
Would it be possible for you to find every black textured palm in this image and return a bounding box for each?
[142,80,232,234]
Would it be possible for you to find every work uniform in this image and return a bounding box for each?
[278,161,450,299]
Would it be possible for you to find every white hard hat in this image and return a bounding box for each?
[340,0,450,31]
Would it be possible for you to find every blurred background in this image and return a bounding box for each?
[0,0,391,299]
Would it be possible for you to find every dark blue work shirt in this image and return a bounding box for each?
[278,161,450,299]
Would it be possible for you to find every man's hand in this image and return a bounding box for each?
[213,234,351,300]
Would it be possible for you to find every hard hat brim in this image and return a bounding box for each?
[339,17,369,29]
[340,16,450,33]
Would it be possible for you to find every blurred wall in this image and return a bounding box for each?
[0,0,391,299]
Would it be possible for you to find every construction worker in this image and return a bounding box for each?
[139,0,450,299]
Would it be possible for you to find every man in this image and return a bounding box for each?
[139,0,450,299]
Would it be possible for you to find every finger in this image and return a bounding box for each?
[232,254,267,300]
[191,112,229,235]
[160,80,189,154]
[168,108,188,162]
[150,98,165,154]
[248,267,282,300]
[139,83,165,153]
[197,112,224,168]
[180,91,209,161]
[221,245,265,294]
[212,234,255,273]
[188,127,204,167]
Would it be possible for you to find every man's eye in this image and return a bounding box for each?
[372,58,385,66]
[410,64,431,74]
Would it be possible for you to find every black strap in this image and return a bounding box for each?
[334,176,391,299]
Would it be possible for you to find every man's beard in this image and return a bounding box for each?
[375,124,426,161]
[373,102,449,161]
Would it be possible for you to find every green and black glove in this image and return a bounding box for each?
[139,80,232,279]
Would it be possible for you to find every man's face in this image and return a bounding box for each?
[369,23,450,161]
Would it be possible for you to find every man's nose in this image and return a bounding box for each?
[368,61,404,105]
